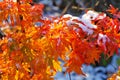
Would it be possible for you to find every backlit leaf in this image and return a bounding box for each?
[52,60,62,72]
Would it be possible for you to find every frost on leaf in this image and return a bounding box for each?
[0,1,119,79]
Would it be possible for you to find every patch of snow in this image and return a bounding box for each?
[62,14,72,18]
[81,18,97,29]
[97,14,106,20]
[97,33,110,45]
[61,10,106,35]
[82,10,99,20]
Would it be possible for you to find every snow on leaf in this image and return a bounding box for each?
[61,10,105,35]
[97,33,110,45]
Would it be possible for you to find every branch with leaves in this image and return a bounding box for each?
[0,0,119,80]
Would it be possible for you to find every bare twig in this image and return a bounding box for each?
[72,6,93,10]
[61,1,73,16]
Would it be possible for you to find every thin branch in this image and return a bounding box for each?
[61,1,73,16]
[72,6,93,10]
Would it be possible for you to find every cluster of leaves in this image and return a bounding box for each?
[0,0,120,79]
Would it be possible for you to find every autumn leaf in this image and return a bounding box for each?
[52,60,62,72]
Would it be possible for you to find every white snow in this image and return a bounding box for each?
[78,23,94,35]
[97,14,106,20]
[97,33,110,45]
[82,10,99,20]
[62,10,106,35]
[62,14,72,18]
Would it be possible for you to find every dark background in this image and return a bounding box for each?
[34,0,120,16]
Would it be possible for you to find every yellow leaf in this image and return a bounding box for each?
[52,60,62,72]
[20,73,24,79]
[46,66,51,75]
[15,70,19,80]
[22,62,30,72]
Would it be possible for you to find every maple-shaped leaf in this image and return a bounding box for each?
[107,5,120,19]
[107,5,118,14]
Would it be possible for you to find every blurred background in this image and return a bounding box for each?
[35,0,120,16]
